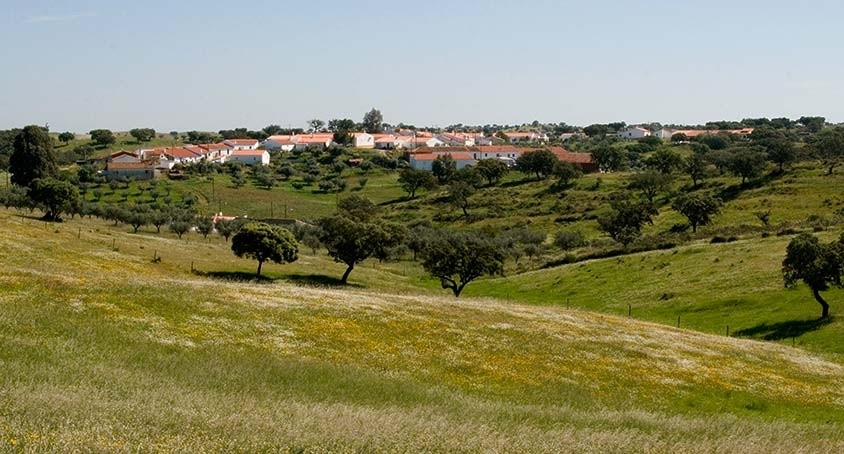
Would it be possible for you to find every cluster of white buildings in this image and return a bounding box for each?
[104,138,268,180]
[618,126,755,140]
[261,130,550,152]
[408,146,597,173]
[101,129,556,181]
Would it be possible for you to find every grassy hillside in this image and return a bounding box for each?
[2,210,844,451]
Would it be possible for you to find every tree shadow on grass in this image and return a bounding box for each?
[716,171,781,203]
[284,274,362,288]
[734,317,832,341]
[194,270,275,284]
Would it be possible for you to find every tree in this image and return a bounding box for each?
[123,207,150,233]
[362,108,384,133]
[783,233,843,319]
[337,194,378,221]
[231,222,298,277]
[728,148,767,184]
[645,148,684,174]
[30,178,79,222]
[308,119,326,133]
[766,138,796,173]
[629,171,672,204]
[169,221,191,239]
[196,216,214,239]
[474,158,509,186]
[583,124,608,137]
[696,134,731,151]
[432,154,457,184]
[591,145,626,172]
[129,128,156,142]
[262,125,283,136]
[672,193,721,233]
[553,161,582,188]
[89,129,116,147]
[10,125,58,188]
[150,209,171,233]
[515,149,558,179]
[597,196,656,247]
[318,216,400,284]
[685,153,710,187]
[215,218,244,242]
[671,133,689,143]
[328,118,356,133]
[58,132,75,144]
[554,230,587,251]
[798,116,826,133]
[397,168,437,199]
[812,127,844,175]
[448,181,475,216]
[420,230,505,297]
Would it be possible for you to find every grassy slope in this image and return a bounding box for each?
[2,211,844,451]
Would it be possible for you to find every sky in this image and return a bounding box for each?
[1,0,843,132]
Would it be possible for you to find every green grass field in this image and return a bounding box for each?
[2,208,844,451]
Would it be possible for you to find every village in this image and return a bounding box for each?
[102,125,754,181]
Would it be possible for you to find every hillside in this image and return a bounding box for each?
[2,210,844,451]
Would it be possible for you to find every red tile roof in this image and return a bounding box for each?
[412,152,475,161]
[165,147,202,159]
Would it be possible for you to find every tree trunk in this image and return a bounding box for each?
[453,282,466,297]
[341,263,354,284]
[813,288,830,319]
[691,223,697,233]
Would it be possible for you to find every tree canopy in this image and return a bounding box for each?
[89,129,116,147]
[10,125,58,188]
[30,177,79,222]
[474,158,509,186]
[129,128,156,142]
[783,233,843,319]
[420,230,505,297]
[515,149,558,179]
[231,222,299,277]
[398,168,437,198]
[362,108,384,133]
[597,195,656,247]
[672,193,721,233]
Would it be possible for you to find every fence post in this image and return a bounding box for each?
[725,325,730,337]
[676,315,681,328]
[628,304,632,317]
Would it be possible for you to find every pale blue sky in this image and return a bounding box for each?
[2,0,842,132]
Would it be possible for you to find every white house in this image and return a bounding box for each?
[409,151,475,171]
[437,132,476,146]
[104,162,156,181]
[405,137,445,149]
[504,132,549,143]
[350,132,375,148]
[229,149,270,166]
[263,135,296,152]
[293,133,334,150]
[618,126,651,139]
[223,139,260,150]
[374,135,400,150]
[653,128,676,140]
[200,143,234,159]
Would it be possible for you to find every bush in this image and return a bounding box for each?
[554,230,587,251]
